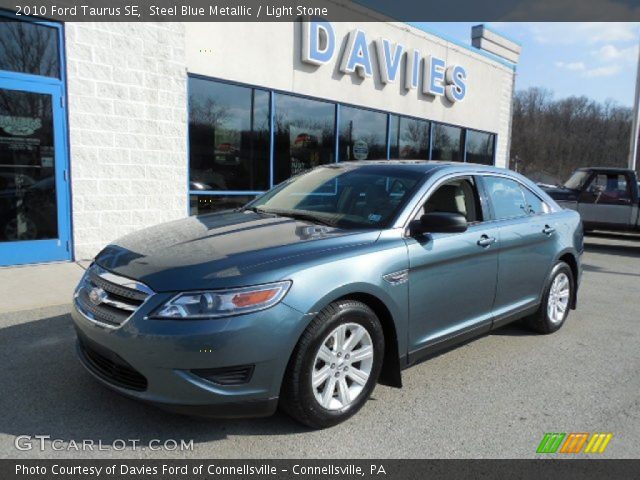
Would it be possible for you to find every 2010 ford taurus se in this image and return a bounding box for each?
[72,161,583,428]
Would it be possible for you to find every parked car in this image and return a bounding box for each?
[540,167,640,232]
[72,161,583,428]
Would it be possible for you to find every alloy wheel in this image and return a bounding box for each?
[311,322,374,411]
[547,272,570,324]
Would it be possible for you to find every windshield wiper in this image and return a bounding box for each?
[270,210,336,227]
[242,206,273,215]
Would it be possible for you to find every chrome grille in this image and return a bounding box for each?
[74,264,154,328]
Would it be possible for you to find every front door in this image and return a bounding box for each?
[0,79,70,266]
[406,176,498,356]
[578,172,633,228]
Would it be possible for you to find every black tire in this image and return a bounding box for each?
[280,299,385,429]
[526,261,574,334]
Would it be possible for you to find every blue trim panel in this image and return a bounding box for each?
[0,16,71,266]
[334,103,340,162]
[0,80,71,266]
[386,113,392,159]
[269,91,275,188]
[189,191,265,196]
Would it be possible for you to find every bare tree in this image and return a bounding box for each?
[510,87,632,182]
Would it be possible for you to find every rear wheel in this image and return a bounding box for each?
[526,261,574,334]
[280,300,384,429]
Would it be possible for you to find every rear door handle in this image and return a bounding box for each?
[542,225,556,235]
[477,235,496,247]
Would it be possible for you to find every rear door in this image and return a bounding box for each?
[481,175,558,325]
[578,172,633,227]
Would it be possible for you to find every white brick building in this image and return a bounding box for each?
[0,17,519,266]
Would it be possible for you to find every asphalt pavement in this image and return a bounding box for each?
[0,232,638,459]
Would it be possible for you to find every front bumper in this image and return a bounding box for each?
[71,294,308,417]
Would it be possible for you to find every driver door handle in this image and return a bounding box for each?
[477,235,496,247]
[542,225,556,235]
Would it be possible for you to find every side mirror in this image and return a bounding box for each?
[409,212,468,236]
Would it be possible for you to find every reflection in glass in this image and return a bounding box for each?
[339,106,387,161]
[189,194,255,215]
[188,78,270,192]
[389,116,430,160]
[0,20,60,78]
[274,94,335,184]
[0,89,58,242]
[431,124,464,161]
[465,130,495,165]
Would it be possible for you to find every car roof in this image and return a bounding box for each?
[329,160,507,175]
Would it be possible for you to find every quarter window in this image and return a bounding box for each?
[522,188,549,215]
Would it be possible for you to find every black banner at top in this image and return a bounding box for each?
[0,0,640,21]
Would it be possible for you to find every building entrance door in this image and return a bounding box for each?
[0,79,71,266]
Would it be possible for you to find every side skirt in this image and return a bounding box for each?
[400,303,540,370]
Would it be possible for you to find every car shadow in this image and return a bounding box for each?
[0,313,310,447]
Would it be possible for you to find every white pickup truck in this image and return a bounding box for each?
[540,167,640,232]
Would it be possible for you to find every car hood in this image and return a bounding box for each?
[539,185,579,202]
[94,211,380,292]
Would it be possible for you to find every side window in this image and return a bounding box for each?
[484,176,529,220]
[584,173,631,205]
[419,178,483,223]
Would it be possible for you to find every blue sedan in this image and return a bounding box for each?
[72,161,583,428]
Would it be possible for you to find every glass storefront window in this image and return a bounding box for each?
[389,115,430,160]
[339,106,387,161]
[465,130,495,165]
[0,20,60,78]
[186,79,499,216]
[274,94,335,184]
[189,194,255,215]
[188,78,270,192]
[431,124,464,162]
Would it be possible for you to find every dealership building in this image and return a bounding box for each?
[0,11,521,266]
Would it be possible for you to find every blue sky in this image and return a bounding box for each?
[412,23,640,107]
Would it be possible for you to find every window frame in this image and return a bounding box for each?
[478,174,552,222]
[410,175,485,225]
[401,173,492,235]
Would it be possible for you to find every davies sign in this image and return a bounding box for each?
[301,21,468,104]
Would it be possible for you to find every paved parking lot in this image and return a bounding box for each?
[0,232,638,459]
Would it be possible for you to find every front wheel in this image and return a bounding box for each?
[280,300,385,429]
[526,261,574,334]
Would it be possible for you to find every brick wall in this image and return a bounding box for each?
[65,22,188,260]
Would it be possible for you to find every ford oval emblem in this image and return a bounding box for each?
[88,287,107,306]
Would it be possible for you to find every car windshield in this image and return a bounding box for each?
[247,166,423,229]
[564,171,590,190]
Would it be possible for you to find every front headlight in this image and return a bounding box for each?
[150,281,292,319]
